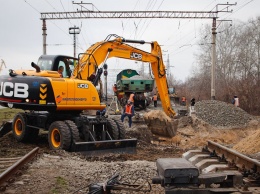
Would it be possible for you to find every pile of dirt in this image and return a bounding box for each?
[143,110,171,121]
[195,100,254,128]
[233,129,260,155]
[143,110,178,137]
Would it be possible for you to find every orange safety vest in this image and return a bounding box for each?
[113,86,117,92]
[129,94,134,102]
[153,95,157,101]
[125,105,133,114]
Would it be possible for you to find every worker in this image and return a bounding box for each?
[63,58,72,77]
[121,100,135,128]
[128,92,135,104]
[190,98,195,109]
[58,66,64,77]
[232,95,239,107]
[112,84,117,95]
[152,93,158,107]
[190,98,195,114]
[181,96,186,106]
[88,72,96,82]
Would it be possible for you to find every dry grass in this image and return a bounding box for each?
[0,107,22,123]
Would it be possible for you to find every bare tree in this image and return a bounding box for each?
[185,16,260,115]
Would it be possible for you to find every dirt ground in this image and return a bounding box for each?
[0,102,260,194]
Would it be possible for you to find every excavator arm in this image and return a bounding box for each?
[72,34,176,117]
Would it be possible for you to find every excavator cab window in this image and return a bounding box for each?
[58,58,76,78]
[37,59,52,70]
[37,55,78,78]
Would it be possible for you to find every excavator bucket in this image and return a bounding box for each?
[144,110,178,138]
[71,138,137,155]
[0,121,12,138]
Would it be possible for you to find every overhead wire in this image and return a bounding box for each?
[164,0,217,57]
[137,0,166,39]
[219,0,254,20]
[162,0,216,46]
[128,0,156,39]
[45,0,84,51]
[24,0,87,54]
[70,2,90,53]
[23,0,71,40]
[121,0,140,37]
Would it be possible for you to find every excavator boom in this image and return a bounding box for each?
[72,34,176,118]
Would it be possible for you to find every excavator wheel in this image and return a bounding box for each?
[48,121,72,151]
[79,124,90,141]
[64,120,80,143]
[12,113,31,142]
[106,118,119,140]
[112,117,126,139]
[144,110,178,138]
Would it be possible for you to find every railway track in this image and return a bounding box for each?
[0,147,39,191]
[184,140,260,180]
[86,140,260,193]
[151,140,260,193]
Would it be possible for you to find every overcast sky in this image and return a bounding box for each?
[0,0,259,81]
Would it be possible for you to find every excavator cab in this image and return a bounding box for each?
[37,55,78,78]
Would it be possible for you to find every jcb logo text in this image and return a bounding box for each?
[78,83,89,89]
[130,52,142,60]
[0,82,29,98]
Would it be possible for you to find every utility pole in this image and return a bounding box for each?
[69,26,80,58]
[166,54,170,77]
[42,19,47,55]
[211,17,217,100]
[211,3,236,100]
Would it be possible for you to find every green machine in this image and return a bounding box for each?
[115,69,154,109]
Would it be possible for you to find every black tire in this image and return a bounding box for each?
[64,120,80,143]
[112,117,126,139]
[106,118,119,140]
[12,113,30,142]
[48,121,71,151]
[80,124,91,141]
[141,100,146,109]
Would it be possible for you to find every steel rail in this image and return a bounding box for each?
[0,147,39,190]
[207,140,260,173]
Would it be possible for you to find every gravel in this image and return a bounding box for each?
[195,100,253,128]
[2,100,259,194]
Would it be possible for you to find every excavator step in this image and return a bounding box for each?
[71,138,137,155]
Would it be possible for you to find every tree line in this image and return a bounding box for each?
[174,16,260,115]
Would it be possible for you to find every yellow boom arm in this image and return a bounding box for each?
[72,35,176,117]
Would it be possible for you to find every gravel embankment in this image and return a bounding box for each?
[195,100,253,128]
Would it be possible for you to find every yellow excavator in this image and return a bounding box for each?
[73,34,178,137]
[0,34,177,153]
